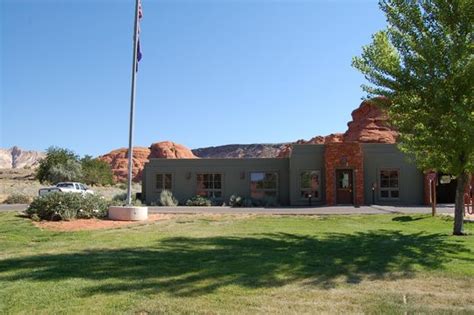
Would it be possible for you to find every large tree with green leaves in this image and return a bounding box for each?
[36,147,82,184]
[81,155,114,186]
[352,0,473,235]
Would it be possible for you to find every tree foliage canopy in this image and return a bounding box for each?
[81,155,114,186]
[352,0,473,175]
[36,147,81,183]
[36,147,114,186]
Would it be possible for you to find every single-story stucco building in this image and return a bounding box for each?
[141,142,458,206]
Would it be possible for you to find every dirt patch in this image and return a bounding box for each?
[33,214,174,231]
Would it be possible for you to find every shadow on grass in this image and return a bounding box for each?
[392,216,425,222]
[0,230,471,296]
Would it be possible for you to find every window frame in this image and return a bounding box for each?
[299,170,322,200]
[379,168,400,200]
[249,171,279,200]
[156,173,173,191]
[196,173,224,199]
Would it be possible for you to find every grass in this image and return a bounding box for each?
[0,212,473,314]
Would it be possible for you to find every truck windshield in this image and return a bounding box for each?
[57,183,74,188]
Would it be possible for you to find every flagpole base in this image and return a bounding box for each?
[108,206,148,221]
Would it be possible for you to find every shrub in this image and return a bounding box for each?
[26,192,108,221]
[229,195,243,207]
[110,192,142,206]
[3,193,32,204]
[36,147,82,183]
[117,183,127,190]
[158,190,178,206]
[77,194,109,219]
[81,156,114,186]
[48,159,83,183]
[186,195,212,207]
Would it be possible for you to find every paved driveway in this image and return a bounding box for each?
[0,203,455,215]
[0,204,28,212]
[148,204,455,215]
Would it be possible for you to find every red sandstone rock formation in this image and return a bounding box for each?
[277,134,344,158]
[99,141,197,182]
[149,141,198,159]
[343,99,398,143]
[99,147,151,183]
[277,99,397,158]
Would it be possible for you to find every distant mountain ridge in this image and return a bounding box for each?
[0,146,45,169]
[192,143,288,159]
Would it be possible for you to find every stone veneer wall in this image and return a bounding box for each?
[324,142,364,205]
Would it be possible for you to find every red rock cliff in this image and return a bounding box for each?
[99,141,197,182]
[277,99,397,158]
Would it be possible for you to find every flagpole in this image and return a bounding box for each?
[126,0,140,205]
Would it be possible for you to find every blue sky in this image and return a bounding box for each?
[1,0,386,157]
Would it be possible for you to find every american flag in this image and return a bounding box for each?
[137,0,143,67]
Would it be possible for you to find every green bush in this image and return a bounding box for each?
[26,192,109,221]
[81,156,114,186]
[77,194,109,219]
[158,190,178,206]
[36,147,82,183]
[110,192,142,206]
[186,195,212,207]
[3,193,32,204]
[48,159,83,184]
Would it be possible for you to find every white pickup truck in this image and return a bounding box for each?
[38,182,94,196]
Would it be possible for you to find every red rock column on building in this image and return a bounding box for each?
[324,142,364,206]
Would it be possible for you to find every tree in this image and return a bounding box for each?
[352,0,473,235]
[48,159,83,183]
[81,155,114,186]
[36,147,82,183]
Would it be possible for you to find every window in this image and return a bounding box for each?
[156,173,172,191]
[300,170,321,199]
[57,183,74,188]
[250,172,278,199]
[380,169,399,199]
[197,174,222,198]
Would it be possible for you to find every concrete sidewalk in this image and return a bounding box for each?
[1,203,466,219]
[147,204,456,215]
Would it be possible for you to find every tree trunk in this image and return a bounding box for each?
[453,172,469,235]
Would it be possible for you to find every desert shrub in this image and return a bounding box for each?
[77,194,109,219]
[158,190,178,206]
[110,192,142,206]
[81,156,114,186]
[48,159,83,183]
[117,183,127,190]
[36,147,82,183]
[186,195,212,207]
[26,192,108,221]
[3,193,32,204]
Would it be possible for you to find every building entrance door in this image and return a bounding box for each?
[436,174,457,203]
[336,169,353,204]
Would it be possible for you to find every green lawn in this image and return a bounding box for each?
[0,212,473,314]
